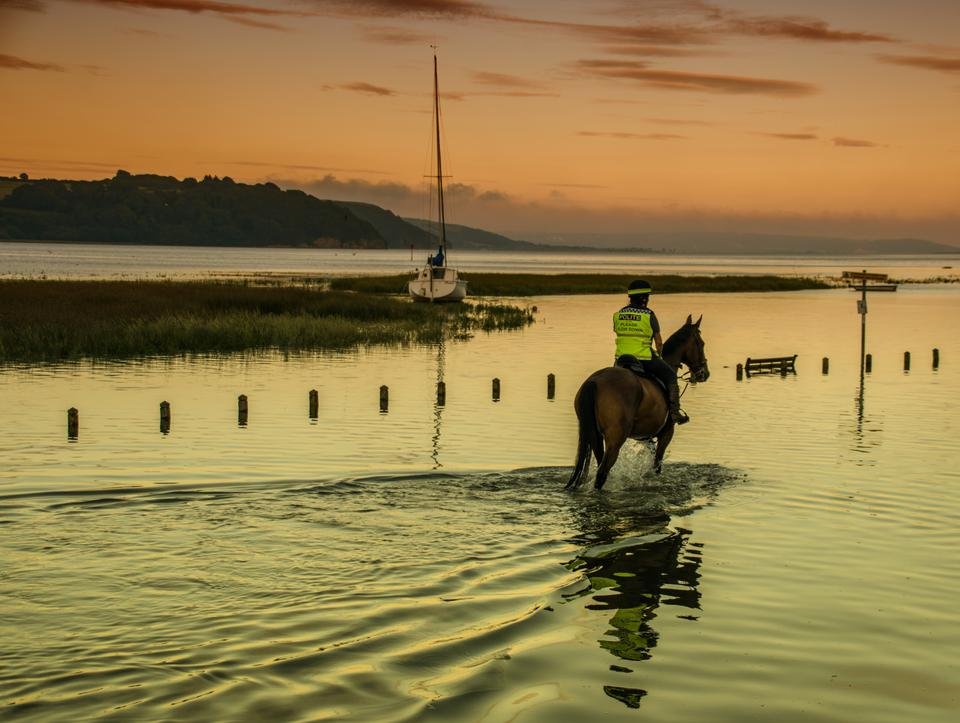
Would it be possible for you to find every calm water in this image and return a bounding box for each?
[2,240,960,280]
[2,282,960,719]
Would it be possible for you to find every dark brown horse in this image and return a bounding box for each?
[566,315,709,491]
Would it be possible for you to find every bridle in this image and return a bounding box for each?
[678,333,709,391]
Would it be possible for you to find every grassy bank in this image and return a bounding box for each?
[0,280,534,362]
[329,273,832,296]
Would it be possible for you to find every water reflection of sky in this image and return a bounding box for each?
[2,241,960,279]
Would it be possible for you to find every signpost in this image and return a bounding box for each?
[842,270,888,373]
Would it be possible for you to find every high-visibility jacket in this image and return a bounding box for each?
[613,306,655,360]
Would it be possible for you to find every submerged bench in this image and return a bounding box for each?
[745,355,797,376]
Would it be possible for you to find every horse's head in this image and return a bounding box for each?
[674,314,710,383]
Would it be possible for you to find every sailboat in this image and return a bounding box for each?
[409,53,468,303]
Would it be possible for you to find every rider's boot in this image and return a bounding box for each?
[669,377,690,425]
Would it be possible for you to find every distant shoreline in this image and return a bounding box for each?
[3,237,959,256]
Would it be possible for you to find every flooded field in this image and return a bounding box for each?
[2,287,959,721]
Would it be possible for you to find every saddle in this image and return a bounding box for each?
[615,355,669,397]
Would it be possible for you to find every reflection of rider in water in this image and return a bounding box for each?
[614,279,689,425]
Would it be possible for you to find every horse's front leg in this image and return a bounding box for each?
[653,423,675,474]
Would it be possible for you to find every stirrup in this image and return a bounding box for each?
[672,409,690,425]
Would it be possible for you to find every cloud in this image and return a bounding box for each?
[578,131,686,140]
[304,0,494,19]
[0,53,64,71]
[496,6,894,48]
[506,16,711,46]
[278,174,421,206]
[471,71,545,89]
[1,0,44,11]
[758,132,818,140]
[644,117,713,126]
[324,81,396,96]
[573,59,817,96]
[469,90,560,98]
[832,136,881,148]
[276,173,516,213]
[73,0,311,21]
[877,54,960,74]
[465,71,557,97]
[601,44,714,57]
[721,16,893,43]
[224,15,290,30]
[124,27,165,36]
[358,24,435,44]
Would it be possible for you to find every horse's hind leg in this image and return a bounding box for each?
[565,437,591,490]
[595,429,626,490]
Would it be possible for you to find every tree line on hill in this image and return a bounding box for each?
[0,172,397,248]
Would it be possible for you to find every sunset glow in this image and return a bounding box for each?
[3,0,958,241]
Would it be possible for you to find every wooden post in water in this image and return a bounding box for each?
[933,348,940,370]
[736,363,743,381]
[492,378,501,402]
[379,385,389,413]
[436,381,446,406]
[903,351,911,372]
[309,389,319,419]
[67,407,79,440]
[821,357,829,375]
[547,373,556,399]
[865,353,873,373]
[859,270,867,374]
[238,394,248,427]
[160,401,171,434]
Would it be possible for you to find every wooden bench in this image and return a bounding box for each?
[745,355,797,376]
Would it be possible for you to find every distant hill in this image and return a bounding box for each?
[405,218,540,251]
[405,218,661,253]
[0,172,385,248]
[338,202,436,249]
[525,231,960,255]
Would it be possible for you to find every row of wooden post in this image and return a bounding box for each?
[65,374,559,437]
[736,348,941,380]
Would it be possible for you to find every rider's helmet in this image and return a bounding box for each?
[627,279,652,305]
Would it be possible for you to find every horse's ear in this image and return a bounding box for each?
[695,315,702,328]
[686,314,693,326]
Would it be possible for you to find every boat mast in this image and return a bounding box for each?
[433,52,447,259]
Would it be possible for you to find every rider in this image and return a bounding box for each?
[613,279,689,425]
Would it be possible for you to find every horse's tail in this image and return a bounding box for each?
[566,379,601,489]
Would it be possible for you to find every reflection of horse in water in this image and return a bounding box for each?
[578,528,703,708]
[562,478,715,709]
[567,316,710,490]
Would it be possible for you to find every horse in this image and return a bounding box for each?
[566,315,710,491]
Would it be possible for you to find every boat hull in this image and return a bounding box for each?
[409,266,467,302]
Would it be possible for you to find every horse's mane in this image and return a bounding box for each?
[663,323,695,357]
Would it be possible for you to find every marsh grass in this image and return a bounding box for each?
[329,273,831,296]
[0,280,534,361]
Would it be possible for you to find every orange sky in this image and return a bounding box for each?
[2,0,959,241]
